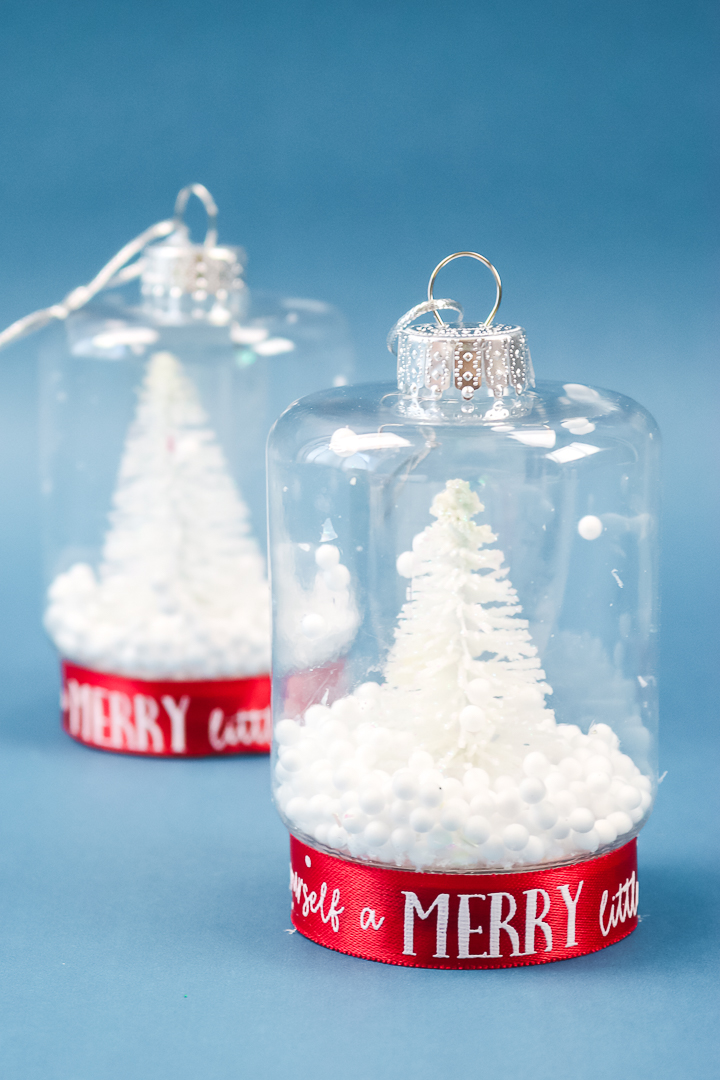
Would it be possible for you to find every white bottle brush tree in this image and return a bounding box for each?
[386,478,556,768]
[277,478,650,869]
[45,351,270,679]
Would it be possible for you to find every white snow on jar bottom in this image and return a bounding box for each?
[274,689,652,871]
[44,561,271,680]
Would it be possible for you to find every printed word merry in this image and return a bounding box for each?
[402,884,584,959]
[64,679,189,753]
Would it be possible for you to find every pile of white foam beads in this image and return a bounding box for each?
[45,562,270,680]
[274,683,653,870]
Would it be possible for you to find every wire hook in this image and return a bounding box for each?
[427,251,502,326]
[173,184,219,249]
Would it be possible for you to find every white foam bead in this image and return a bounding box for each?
[466,678,493,705]
[459,705,487,732]
[390,827,415,852]
[323,564,351,591]
[629,805,644,824]
[496,789,522,818]
[519,776,546,804]
[313,769,335,793]
[494,775,516,792]
[355,743,378,769]
[275,783,294,808]
[339,790,359,810]
[568,807,595,833]
[551,819,570,840]
[611,751,636,778]
[586,771,611,794]
[342,807,368,834]
[572,828,600,853]
[327,739,354,765]
[274,763,293,784]
[272,719,299,746]
[392,769,419,800]
[640,790,652,811]
[359,787,385,814]
[301,613,326,639]
[544,771,567,793]
[463,767,490,792]
[637,775,652,792]
[559,757,583,781]
[363,821,391,848]
[418,781,443,808]
[356,681,381,700]
[557,724,582,741]
[569,781,592,807]
[594,819,618,846]
[279,748,303,772]
[469,791,496,816]
[305,704,331,727]
[320,718,349,741]
[503,824,529,851]
[616,785,641,811]
[396,551,416,578]
[408,750,434,771]
[592,793,616,818]
[409,843,433,868]
[607,810,633,836]
[309,793,334,818]
[327,825,349,849]
[589,723,616,744]
[315,544,340,569]
[523,751,550,778]
[552,790,577,815]
[578,515,603,540]
[390,799,411,824]
[427,825,454,849]
[585,753,613,773]
[479,836,505,862]
[521,835,545,864]
[441,777,464,799]
[333,763,360,791]
[409,806,435,833]
[463,815,491,845]
[419,767,444,787]
[314,824,330,845]
[439,798,470,831]
[530,801,558,830]
[285,797,309,822]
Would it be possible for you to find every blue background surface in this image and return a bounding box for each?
[0,1,717,1077]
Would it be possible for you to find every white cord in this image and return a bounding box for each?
[0,217,176,352]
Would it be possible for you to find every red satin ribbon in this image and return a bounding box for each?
[61,660,271,756]
[290,834,638,968]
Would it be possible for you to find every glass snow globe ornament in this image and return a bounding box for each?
[268,252,659,968]
[1,184,353,757]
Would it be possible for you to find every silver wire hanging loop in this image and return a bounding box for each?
[427,251,502,326]
[386,298,464,355]
[173,183,218,249]
[0,183,224,353]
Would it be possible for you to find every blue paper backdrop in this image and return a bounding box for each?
[0,1,717,1077]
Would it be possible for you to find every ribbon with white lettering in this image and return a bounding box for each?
[289,834,639,968]
[61,660,271,756]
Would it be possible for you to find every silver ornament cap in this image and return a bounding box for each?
[388,252,534,403]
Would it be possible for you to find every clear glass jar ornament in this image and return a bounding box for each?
[1,185,353,756]
[268,252,659,967]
